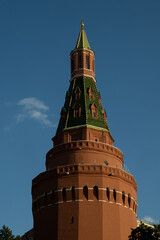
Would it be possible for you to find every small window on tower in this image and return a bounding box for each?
[74,104,81,118]
[78,54,82,69]
[88,87,94,100]
[113,189,116,202]
[93,186,99,200]
[106,187,110,201]
[83,186,88,200]
[91,103,98,118]
[62,187,66,202]
[92,109,97,118]
[128,194,131,207]
[86,55,90,69]
[122,191,125,205]
[71,186,75,201]
[75,87,81,100]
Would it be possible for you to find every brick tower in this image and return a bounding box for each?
[32,22,137,240]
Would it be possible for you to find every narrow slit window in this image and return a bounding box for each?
[122,191,125,205]
[86,55,89,69]
[113,189,116,202]
[107,187,110,201]
[93,186,98,200]
[62,187,66,202]
[83,186,88,200]
[71,216,74,224]
[128,194,131,207]
[71,186,75,201]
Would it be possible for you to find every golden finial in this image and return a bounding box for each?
[81,20,84,29]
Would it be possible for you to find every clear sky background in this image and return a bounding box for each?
[0,0,160,236]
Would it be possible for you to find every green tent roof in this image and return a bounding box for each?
[56,76,111,135]
[75,22,91,49]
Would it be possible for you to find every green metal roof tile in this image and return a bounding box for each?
[56,76,112,136]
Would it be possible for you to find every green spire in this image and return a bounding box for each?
[75,21,91,49]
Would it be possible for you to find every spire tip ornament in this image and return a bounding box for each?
[81,20,84,29]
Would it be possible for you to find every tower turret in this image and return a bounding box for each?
[70,21,95,81]
[32,22,137,240]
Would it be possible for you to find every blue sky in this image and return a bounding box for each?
[0,0,160,236]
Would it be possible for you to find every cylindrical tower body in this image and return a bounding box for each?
[32,22,137,240]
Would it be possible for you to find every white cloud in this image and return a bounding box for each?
[16,97,54,127]
[142,216,159,225]
[18,97,49,110]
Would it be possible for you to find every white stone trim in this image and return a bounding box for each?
[55,189,62,193]
[55,201,63,204]
[70,74,96,82]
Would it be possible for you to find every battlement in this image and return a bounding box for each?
[32,164,137,190]
[32,184,137,215]
[46,140,123,170]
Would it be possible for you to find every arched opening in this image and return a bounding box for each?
[113,189,116,202]
[83,186,88,200]
[62,187,66,202]
[71,186,75,201]
[93,186,99,200]
[122,191,125,205]
[106,187,110,201]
